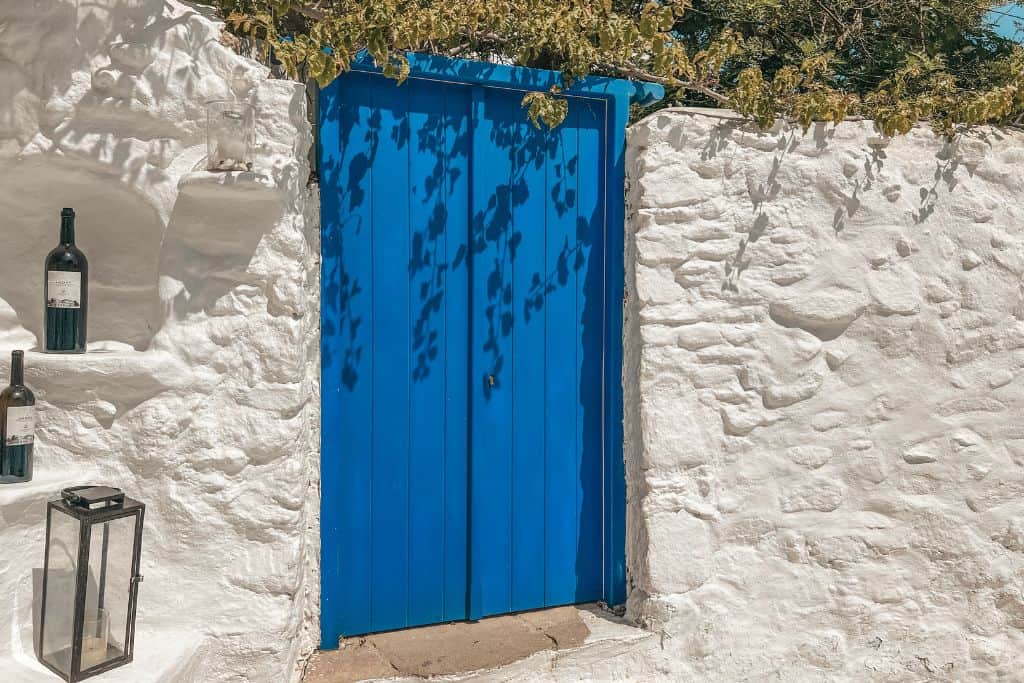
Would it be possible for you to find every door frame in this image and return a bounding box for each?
[319,52,663,647]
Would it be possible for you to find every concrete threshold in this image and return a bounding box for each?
[303,604,655,682]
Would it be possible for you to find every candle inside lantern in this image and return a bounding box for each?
[80,609,110,670]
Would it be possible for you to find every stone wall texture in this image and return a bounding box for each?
[0,1,319,681]
[624,109,1024,680]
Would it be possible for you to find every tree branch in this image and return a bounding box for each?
[601,64,731,104]
[291,2,327,21]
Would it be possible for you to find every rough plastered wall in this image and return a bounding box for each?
[0,1,319,681]
[624,109,1024,680]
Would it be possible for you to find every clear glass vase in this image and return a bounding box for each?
[81,608,110,670]
[206,100,254,172]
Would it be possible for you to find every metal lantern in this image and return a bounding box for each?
[38,486,145,682]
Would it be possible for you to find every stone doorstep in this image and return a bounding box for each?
[304,604,651,683]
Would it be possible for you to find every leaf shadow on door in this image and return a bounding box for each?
[319,82,377,392]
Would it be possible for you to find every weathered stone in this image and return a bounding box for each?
[902,445,939,464]
[640,511,711,594]
[676,324,723,351]
[768,287,867,341]
[780,480,844,513]
[961,250,984,270]
[719,404,768,436]
[989,369,1015,389]
[868,266,921,316]
[786,445,832,469]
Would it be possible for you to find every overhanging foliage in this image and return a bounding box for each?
[210,0,1024,135]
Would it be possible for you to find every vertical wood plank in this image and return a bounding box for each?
[544,99,581,607]
[575,98,604,601]
[321,73,376,640]
[510,110,548,612]
[443,83,472,622]
[370,78,412,631]
[603,95,629,607]
[469,86,515,618]
[407,78,448,625]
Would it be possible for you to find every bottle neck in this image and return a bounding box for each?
[10,352,23,386]
[60,214,75,245]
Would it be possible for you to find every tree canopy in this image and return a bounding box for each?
[210,0,1024,135]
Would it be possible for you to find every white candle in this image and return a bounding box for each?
[81,635,108,669]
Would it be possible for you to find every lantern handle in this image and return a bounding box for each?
[61,485,126,509]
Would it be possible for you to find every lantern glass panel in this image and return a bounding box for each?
[41,506,80,677]
[81,515,137,671]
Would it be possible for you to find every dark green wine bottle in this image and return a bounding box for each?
[44,208,88,353]
[0,350,35,483]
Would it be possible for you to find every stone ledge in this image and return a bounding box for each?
[0,468,88,526]
[177,170,280,203]
[22,344,189,386]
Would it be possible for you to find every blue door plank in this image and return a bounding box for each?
[543,100,581,608]
[575,98,605,601]
[319,76,343,648]
[442,83,472,622]
[603,94,632,607]
[469,86,515,619]
[320,73,377,642]
[510,113,548,612]
[407,78,449,626]
[370,79,412,631]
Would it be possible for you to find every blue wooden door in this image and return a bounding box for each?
[321,54,653,644]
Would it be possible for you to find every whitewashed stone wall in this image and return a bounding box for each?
[0,1,319,681]
[624,108,1024,679]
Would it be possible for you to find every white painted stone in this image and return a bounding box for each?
[624,108,1024,680]
[786,445,832,469]
[779,479,844,513]
[902,444,939,464]
[0,1,318,681]
[768,286,867,341]
[638,509,711,595]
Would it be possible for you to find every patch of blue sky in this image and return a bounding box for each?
[990,3,1024,41]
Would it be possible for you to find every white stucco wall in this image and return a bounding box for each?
[0,1,319,681]
[623,109,1024,679]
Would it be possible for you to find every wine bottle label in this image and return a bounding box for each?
[46,271,81,309]
[4,405,34,447]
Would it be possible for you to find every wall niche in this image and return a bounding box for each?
[0,157,163,351]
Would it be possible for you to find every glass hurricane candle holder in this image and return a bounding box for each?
[206,100,254,172]
[80,609,110,671]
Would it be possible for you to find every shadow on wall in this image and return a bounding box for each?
[158,177,284,322]
[706,119,982,295]
[0,159,163,350]
[0,0,198,149]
